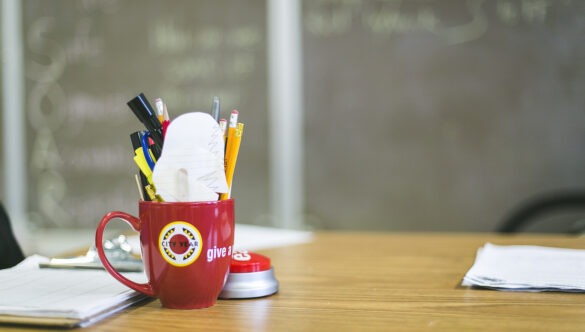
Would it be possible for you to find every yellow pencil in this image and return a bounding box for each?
[224,110,239,165]
[155,98,165,124]
[221,122,244,200]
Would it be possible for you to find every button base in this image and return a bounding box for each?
[219,267,279,299]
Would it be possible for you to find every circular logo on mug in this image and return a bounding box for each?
[158,221,203,267]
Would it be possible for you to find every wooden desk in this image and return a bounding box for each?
[10,233,585,331]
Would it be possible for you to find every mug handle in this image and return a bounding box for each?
[95,211,155,297]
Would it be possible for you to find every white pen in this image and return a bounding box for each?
[211,96,220,123]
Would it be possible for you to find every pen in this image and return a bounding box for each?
[211,96,220,123]
[127,93,164,153]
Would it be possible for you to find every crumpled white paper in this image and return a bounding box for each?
[152,112,228,202]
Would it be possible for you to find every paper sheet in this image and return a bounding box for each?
[0,255,146,327]
[233,224,314,251]
[152,112,228,202]
[462,243,585,292]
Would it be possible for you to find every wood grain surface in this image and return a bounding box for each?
[6,232,585,331]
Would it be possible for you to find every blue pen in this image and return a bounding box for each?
[140,132,156,170]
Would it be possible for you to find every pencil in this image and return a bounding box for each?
[155,98,165,124]
[224,110,239,166]
[134,174,145,201]
[221,122,244,200]
[219,118,227,141]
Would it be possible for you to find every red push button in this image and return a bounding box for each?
[220,249,279,299]
[230,250,271,273]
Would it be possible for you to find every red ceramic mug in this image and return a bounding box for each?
[95,199,235,309]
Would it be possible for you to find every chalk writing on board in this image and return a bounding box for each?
[304,0,570,44]
[148,19,262,110]
[23,0,268,228]
[28,16,71,227]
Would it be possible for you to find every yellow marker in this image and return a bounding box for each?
[145,184,164,202]
[133,148,155,183]
[220,123,244,200]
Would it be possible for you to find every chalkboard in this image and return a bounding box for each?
[20,0,585,233]
[23,0,268,229]
[303,0,585,231]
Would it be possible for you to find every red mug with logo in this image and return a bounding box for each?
[95,199,235,309]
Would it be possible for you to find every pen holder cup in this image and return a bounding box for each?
[95,199,235,309]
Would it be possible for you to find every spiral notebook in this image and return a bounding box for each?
[0,255,148,328]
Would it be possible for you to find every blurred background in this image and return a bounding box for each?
[2,0,585,255]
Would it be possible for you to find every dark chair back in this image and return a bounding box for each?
[0,202,25,269]
[497,191,585,234]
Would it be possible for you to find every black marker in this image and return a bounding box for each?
[127,93,164,153]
